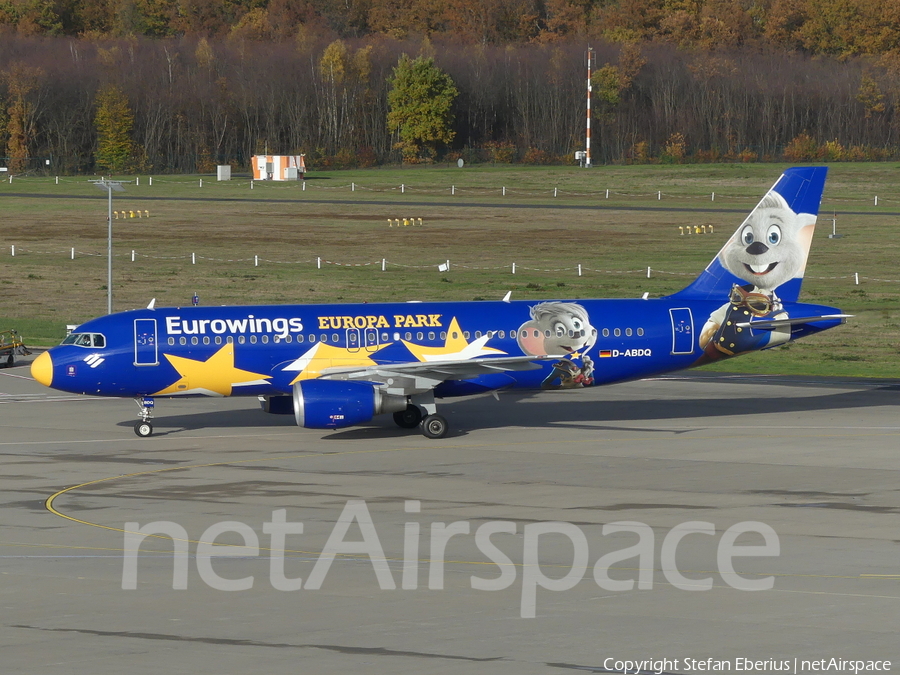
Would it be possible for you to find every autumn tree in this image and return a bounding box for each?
[387,54,458,161]
[316,39,377,160]
[94,83,135,173]
[590,43,646,160]
[2,62,44,173]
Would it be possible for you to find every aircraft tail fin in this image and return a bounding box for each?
[669,167,828,303]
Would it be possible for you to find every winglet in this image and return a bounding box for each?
[147,298,156,309]
[502,291,512,303]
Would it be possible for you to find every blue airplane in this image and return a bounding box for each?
[31,167,848,439]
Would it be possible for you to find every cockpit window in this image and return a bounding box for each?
[61,332,106,348]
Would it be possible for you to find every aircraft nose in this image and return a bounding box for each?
[31,351,54,387]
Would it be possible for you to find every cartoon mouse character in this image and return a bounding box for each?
[699,191,815,359]
[517,302,598,388]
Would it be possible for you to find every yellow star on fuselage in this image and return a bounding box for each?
[402,317,504,362]
[155,344,271,396]
[286,341,391,384]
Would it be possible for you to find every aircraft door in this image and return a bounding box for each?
[134,319,159,365]
[346,329,361,353]
[364,328,379,352]
[669,308,695,355]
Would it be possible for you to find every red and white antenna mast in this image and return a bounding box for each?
[585,47,594,168]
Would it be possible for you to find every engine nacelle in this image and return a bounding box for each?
[292,380,407,429]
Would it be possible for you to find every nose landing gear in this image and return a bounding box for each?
[134,396,155,437]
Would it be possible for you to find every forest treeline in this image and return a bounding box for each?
[4,1,900,173]
[7,0,900,56]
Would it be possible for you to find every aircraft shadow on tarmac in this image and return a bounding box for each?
[113,380,899,439]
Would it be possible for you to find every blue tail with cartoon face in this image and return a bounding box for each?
[670,166,828,303]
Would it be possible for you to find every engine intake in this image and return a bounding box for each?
[292,380,406,429]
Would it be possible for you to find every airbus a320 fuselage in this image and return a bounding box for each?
[31,167,848,439]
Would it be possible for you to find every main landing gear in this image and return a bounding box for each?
[392,392,449,439]
[134,396,155,437]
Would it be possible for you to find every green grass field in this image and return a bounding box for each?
[1,163,899,377]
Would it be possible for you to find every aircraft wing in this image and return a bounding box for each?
[735,314,852,331]
[318,354,564,396]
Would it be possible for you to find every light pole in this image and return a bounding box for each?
[90,179,127,314]
[585,47,594,168]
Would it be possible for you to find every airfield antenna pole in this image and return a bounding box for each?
[90,179,127,314]
[585,47,594,168]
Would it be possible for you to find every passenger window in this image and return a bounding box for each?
[285,335,292,343]
[441,332,447,340]
[203,336,210,345]
[625,328,633,337]
[382,332,390,342]
[637,328,644,336]
[532,330,539,338]
[428,332,435,340]
[614,328,621,337]
[261,335,268,344]
[238,336,246,344]
[320,334,327,343]
[168,337,175,346]
[309,334,316,343]
[250,335,257,344]
[226,336,233,344]
[191,337,198,345]
[499,330,505,339]
[417,331,424,340]
[332,333,339,343]
[464,331,470,339]
[179,337,187,345]
[215,336,222,345]
[405,332,412,340]
[475,331,482,338]
[544,330,551,338]
[602,328,609,337]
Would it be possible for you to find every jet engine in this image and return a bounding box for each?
[291,380,407,429]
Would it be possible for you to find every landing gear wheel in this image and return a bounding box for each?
[421,414,448,439]
[393,405,423,429]
[134,421,153,438]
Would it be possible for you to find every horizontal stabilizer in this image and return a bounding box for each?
[735,314,852,331]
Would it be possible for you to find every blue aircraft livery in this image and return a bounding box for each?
[31,167,849,439]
